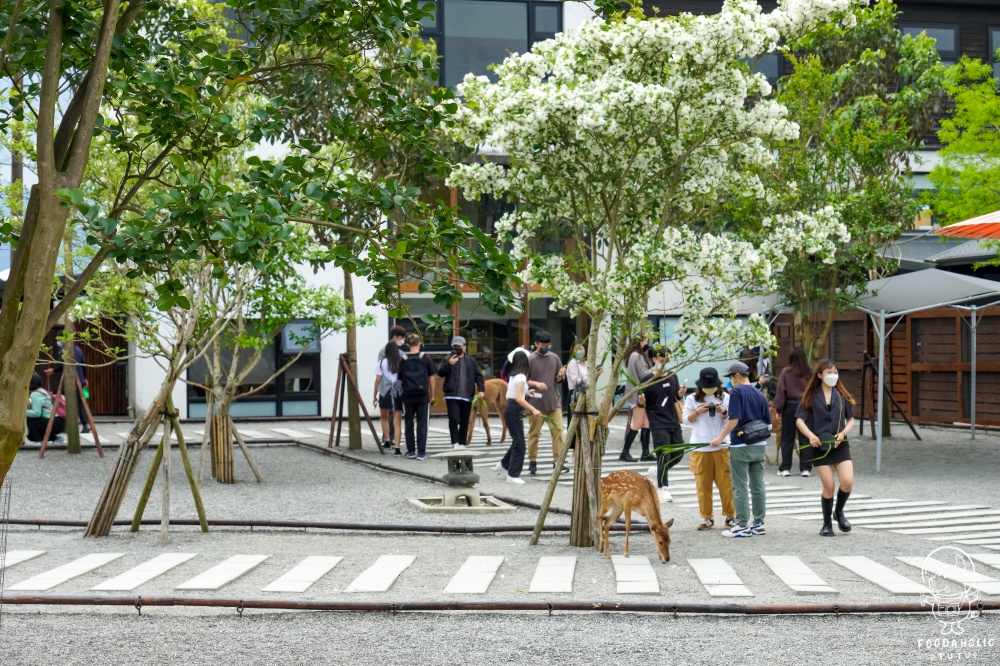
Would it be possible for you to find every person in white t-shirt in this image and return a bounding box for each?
[496,350,547,485]
[682,367,736,531]
[373,341,404,455]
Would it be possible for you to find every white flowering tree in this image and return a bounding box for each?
[447,1,856,545]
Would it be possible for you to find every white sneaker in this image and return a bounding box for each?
[801,470,811,477]
[506,475,526,485]
[658,488,673,502]
[777,470,790,477]
[495,461,506,473]
[452,443,461,449]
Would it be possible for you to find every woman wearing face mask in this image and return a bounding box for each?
[682,367,736,531]
[795,360,856,537]
[566,343,601,427]
[619,337,653,462]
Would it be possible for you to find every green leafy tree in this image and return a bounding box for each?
[0,0,516,488]
[928,58,1000,225]
[747,0,947,362]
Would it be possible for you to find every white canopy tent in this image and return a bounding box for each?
[857,269,1000,471]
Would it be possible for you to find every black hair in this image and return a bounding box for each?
[384,341,402,374]
[390,325,406,339]
[29,372,43,391]
[534,330,552,344]
[509,350,530,377]
[788,347,810,379]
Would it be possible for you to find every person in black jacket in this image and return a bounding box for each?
[640,347,687,503]
[438,336,486,449]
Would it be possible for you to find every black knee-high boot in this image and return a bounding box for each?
[639,428,651,458]
[834,489,852,532]
[620,428,639,461]
[820,496,835,537]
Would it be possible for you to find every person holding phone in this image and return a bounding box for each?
[795,360,856,537]
[641,346,687,503]
[437,336,485,450]
[682,367,736,531]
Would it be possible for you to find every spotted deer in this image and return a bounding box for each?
[465,378,508,446]
[599,470,674,563]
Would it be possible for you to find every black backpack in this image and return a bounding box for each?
[399,353,429,399]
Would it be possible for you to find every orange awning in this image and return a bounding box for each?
[935,210,1000,239]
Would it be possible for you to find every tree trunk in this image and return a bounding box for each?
[63,320,82,455]
[210,397,235,484]
[0,194,75,487]
[343,268,362,450]
[85,385,169,537]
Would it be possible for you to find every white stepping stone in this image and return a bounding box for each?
[761,556,837,595]
[80,433,95,444]
[929,531,1000,542]
[427,426,452,436]
[954,537,1000,545]
[263,556,343,593]
[9,553,124,591]
[92,553,198,591]
[445,556,505,594]
[307,427,331,437]
[176,555,269,591]
[269,428,312,439]
[855,510,1000,528]
[970,554,1000,572]
[897,556,1000,595]
[830,556,929,595]
[781,501,948,517]
[529,557,577,594]
[345,555,415,592]
[235,429,266,439]
[612,555,659,595]
[0,550,46,569]
[688,558,752,597]
[896,523,1000,536]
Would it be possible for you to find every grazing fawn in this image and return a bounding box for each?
[599,470,674,563]
[465,378,508,446]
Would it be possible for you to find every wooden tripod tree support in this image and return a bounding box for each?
[130,396,209,545]
[205,412,265,485]
[38,371,104,458]
[861,353,921,441]
[530,393,602,548]
[326,353,383,452]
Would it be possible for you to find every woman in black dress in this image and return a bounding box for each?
[795,360,856,537]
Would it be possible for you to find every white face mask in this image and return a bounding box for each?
[822,374,839,388]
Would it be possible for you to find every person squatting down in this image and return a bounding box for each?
[683,367,736,531]
[712,361,771,539]
[795,359,856,537]
[526,330,567,475]
[640,346,687,503]
[496,350,547,485]
[437,335,485,450]
[26,372,65,443]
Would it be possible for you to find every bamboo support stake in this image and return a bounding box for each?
[160,417,173,545]
[167,397,209,533]
[231,421,264,483]
[530,406,582,546]
[75,372,103,456]
[197,427,209,481]
[93,413,161,537]
[129,418,166,532]
[39,373,65,457]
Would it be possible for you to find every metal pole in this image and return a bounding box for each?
[876,310,886,473]
[971,305,977,441]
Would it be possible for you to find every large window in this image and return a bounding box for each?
[991,27,1000,79]
[902,24,959,66]
[423,0,562,88]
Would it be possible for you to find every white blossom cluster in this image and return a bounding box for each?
[446,0,858,377]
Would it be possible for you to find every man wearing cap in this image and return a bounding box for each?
[527,330,566,474]
[438,336,486,450]
[711,361,772,538]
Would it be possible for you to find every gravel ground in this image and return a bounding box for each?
[2,418,1000,664]
[0,611,997,665]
